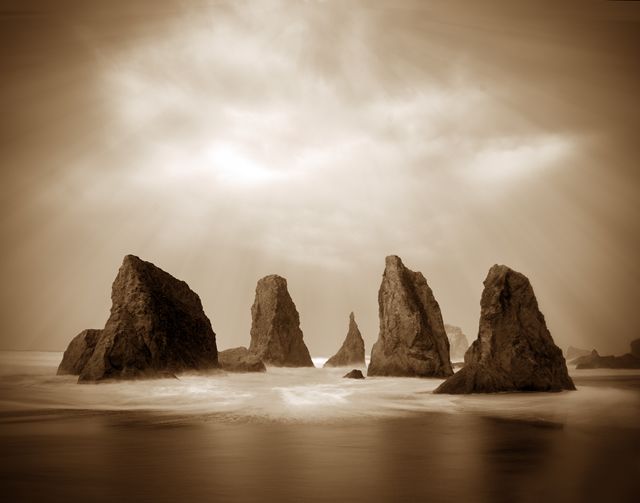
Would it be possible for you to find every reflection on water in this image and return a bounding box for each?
[1,352,639,502]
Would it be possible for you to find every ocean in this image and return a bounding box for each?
[1,351,639,502]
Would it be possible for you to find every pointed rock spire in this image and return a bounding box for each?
[435,264,575,394]
[367,255,453,377]
[324,312,366,368]
[248,274,314,367]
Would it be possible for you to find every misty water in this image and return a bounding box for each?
[1,352,639,502]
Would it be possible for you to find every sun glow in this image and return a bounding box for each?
[206,143,278,186]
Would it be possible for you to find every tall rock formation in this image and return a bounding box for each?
[445,324,469,362]
[57,329,102,375]
[248,275,314,367]
[58,255,219,382]
[324,312,366,368]
[435,265,575,394]
[367,255,453,378]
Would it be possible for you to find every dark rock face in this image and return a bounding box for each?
[435,265,575,394]
[566,346,592,361]
[324,312,365,368]
[343,369,365,379]
[57,329,102,375]
[59,255,219,382]
[575,348,640,369]
[248,275,314,367]
[631,339,640,359]
[445,324,469,362]
[367,255,453,378]
[218,347,266,372]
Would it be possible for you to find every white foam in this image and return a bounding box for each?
[1,351,639,425]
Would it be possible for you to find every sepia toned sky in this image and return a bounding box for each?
[1,0,639,356]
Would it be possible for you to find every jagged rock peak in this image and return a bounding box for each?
[59,254,219,382]
[367,255,453,378]
[435,264,575,394]
[248,274,314,367]
[324,312,366,368]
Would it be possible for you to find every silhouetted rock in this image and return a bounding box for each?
[572,350,600,367]
[632,339,640,359]
[368,255,453,378]
[435,265,575,394]
[343,369,365,379]
[445,324,469,362]
[218,347,266,372]
[74,255,218,382]
[248,275,314,367]
[324,312,365,368]
[57,329,102,375]
[566,346,592,361]
[575,346,640,369]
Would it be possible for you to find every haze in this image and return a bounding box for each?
[1,0,639,356]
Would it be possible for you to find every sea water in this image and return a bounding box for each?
[1,351,639,502]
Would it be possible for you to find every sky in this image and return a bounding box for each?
[1,0,639,356]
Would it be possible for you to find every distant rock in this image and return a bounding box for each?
[631,339,640,359]
[435,265,575,394]
[575,345,640,369]
[566,346,592,361]
[445,324,469,362]
[324,312,365,368]
[218,347,266,372]
[63,255,219,382]
[367,255,453,378]
[343,369,365,379]
[248,275,314,367]
[57,329,102,375]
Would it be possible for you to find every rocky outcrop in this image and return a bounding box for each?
[343,369,365,379]
[248,275,314,367]
[566,346,592,361]
[445,324,469,362]
[575,347,640,369]
[324,312,365,368]
[58,255,219,382]
[57,329,102,375]
[218,347,266,372]
[367,255,453,378]
[631,339,640,359]
[435,265,575,394]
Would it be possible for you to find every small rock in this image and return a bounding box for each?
[218,347,266,372]
[343,369,365,379]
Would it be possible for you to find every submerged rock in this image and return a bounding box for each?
[57,329,102,375]
[435,265,575,394]
[65,255,218,382]
[445,324,469,362]
[218,347,266,372]
[248,275,314,367]
[343,369,365,379]
[324,312,366,368]
[367,255,453,378]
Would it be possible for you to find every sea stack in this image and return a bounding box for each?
[59,255,219,382]
[324,312,365,368]
[367,255,453,378]
[445,324,469,362]
[435,265,575,394]
[248,275,314,367]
